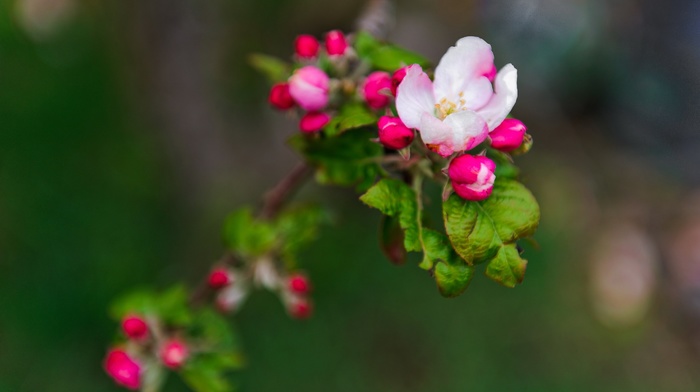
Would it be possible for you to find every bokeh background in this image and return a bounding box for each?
[3,0,700,390]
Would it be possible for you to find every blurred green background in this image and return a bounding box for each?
[2,0,700,390]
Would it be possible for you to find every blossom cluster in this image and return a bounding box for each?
[267,32,531,201]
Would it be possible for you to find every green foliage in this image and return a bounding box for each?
[289,128,384,191]
[181,354,238,392]
[354,31,431,71]
[324,102,378,136]
[422,229,474,297]
[359,178,421,252]
[110,285,192,326]
[443,179,540,287]
[486,149,520,180]
[275,205,329,265]
[248,54,291,83]
[223,208,277,257]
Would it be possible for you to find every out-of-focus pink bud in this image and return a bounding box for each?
[121,315,148,340]
[208,268,232,289]
[324,30,347,56]
[216,283,248,313]
[159,339,189,369]
[104,348,141,390]
[377,116,414,150]
[288,66,330,111]
[299,111,331,133]
[288,274,311,294]
[483,63,497,82]
[361,71,392,109]
[268,83,295,110]
[391,67,408,96]
[448,155,496,201]
[489,118,526,152]
[288,297,313,319]
[294,34,319,58]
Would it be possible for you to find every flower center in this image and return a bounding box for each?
[435,92,467,119]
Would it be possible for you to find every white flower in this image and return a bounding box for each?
[395,37,518,157]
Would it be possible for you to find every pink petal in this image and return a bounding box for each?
[433,37,495,105]
[418,113,456,156]
[476,64,518,131]
[442,110,489,151]
[395,65,436,129]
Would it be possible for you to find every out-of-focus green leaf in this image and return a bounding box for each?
[354,31,430,71]
[181,355,236,392]
[110,289,158,320]
[110,285,192,326]
[157,285,192,326]
[248,54,291,83]
[443,179,539,287]
[223,208,277,257]
[289,128,384,191]
[486,149,520,180]
[275,205,329,264]
[359,178,421,252]
[324,102,378,136]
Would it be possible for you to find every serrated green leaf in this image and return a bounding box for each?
[289,128,384,191]
[485,244,527,288]
[443,179,539,287]
[223,208,277,257]
[324,102,378,136]
[248,54,290,83]
[434,260,475,298]
[379,214,407,265]
[359,178,421,252]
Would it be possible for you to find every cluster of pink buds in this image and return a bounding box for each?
[283,273,313,319]
[104,314,191,389]
[207,266,250,313]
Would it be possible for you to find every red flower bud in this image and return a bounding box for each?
[121,315,148,340]
[288,297,313,319]
[448,154,496,201]
[288,274,311,294]
[489,118,527,152]
[159,339,189,369]
[299,111,331,133]
[361,71,392,109]
[288,66,330,111]
[391,66,408,96]
[324,30,347,56]
[268,83,295,110]
[377,116,414,150]
[104,349,141,390]
[294,34,319,58]
[208,268,232,289]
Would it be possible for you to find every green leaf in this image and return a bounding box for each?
[486,149,520,180]
[289,128,384,191]
[157,285,193,326]
[484,244,527,288]
[181,355,236,392]
[248,54,290,83]
[324,102,378,136]
[353,31,430,72]
[420,229,474,297]
[359,178,421,252]
[379,215,407,265]
[223,208,276,257]
[275,205,329,264]
[443,179,539,287]
[110,289,158,320]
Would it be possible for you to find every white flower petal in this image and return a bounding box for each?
[442,110,489,152]
[396,65,436,129]
[418,113,455,156]
[433,37,494,103]
[477,64,518,131]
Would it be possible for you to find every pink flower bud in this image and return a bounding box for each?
[294,34,319,58]
[288,66,330,111]
[299,111,331,133]
[489,118,526,152]
[208,268,232,289]
[288,274,311,294]
[268,83,295,110]
[288,297,313,319]
[216,282,248,313]
[448,155,496,201]
[121,315,148,340]
[361,71,392,109]
[104,349,141,390]
[483,63,497,82]
[377,116,414,150]
[159,339,189,369]
[391,67,408,96]
[324,30,347,56]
